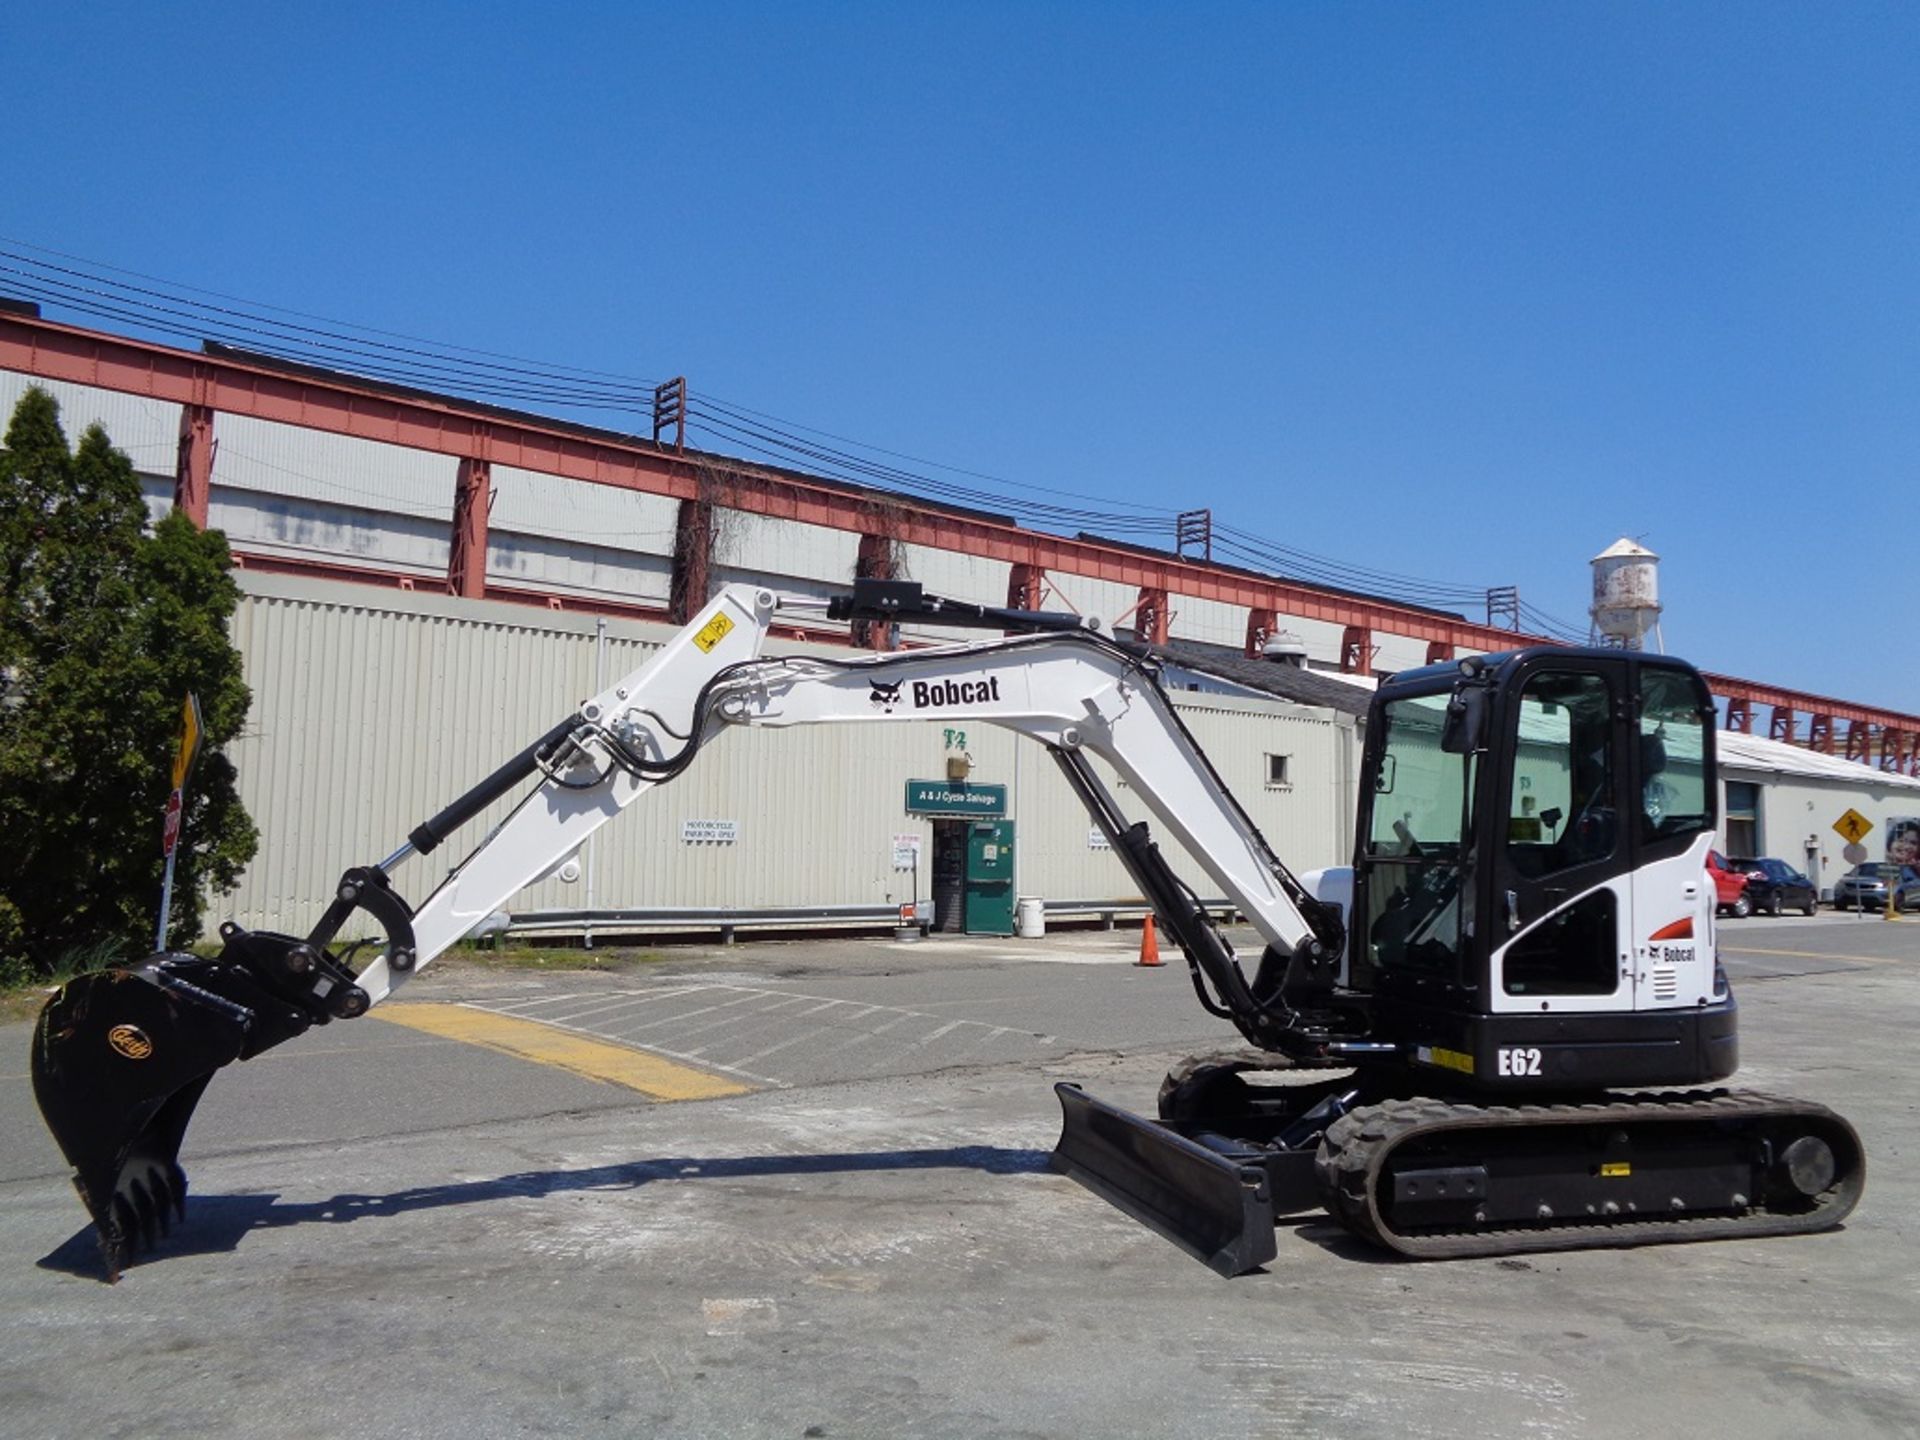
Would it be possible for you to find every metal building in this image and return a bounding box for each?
[4,306,1919,939]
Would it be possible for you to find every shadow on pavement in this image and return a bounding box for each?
[38,1144,1056,1280]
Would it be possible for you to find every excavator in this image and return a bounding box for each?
[32,580,1864,1279]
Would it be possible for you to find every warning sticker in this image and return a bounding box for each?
[692,612,735,653]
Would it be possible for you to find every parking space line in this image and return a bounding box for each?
[373,1003,753,1100]
[1725,944,1904,965]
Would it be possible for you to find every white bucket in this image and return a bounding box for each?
[1015,897,1046,938]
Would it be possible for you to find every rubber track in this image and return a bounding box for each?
[1315,1089,1864,1259]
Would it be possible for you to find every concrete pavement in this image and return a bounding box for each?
[2,915,1916,1439]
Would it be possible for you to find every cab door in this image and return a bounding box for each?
[1625,663,1720,1012]
[1488,660,1636,1014]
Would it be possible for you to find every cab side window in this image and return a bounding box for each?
[1507,671,1614,878]
[1639,670,1711,844]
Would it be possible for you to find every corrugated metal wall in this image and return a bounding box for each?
[218,572,1358,939]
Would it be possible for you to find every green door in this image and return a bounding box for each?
[964,821,1016,935]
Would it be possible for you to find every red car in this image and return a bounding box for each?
[1707,850,1753,917]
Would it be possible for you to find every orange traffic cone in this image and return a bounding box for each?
[1135,915,1163,967]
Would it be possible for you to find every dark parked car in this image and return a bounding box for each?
[1727,857,1817,916]
[1833,862,1920,912]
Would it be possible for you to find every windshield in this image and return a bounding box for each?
[1363,691,1476,977]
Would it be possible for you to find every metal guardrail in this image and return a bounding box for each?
[500,897,1236,943]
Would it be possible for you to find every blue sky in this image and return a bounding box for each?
[10,3,1918,711]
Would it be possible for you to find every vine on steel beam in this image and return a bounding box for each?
[173,403,215,527]
[448,457,492,600]
[852,531,901,651]
[1342,625,1373,675]
[1244,606,1278,659]
[668,497,715,624]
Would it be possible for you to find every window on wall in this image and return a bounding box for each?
[1266,753,1291,788]
[1725,781,1759,857]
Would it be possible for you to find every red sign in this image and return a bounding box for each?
[162,788,183,858]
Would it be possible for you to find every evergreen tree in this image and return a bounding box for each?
[0,388,256,979]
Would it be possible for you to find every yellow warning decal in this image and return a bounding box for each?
[1600,1161,1632,1178]
[1416,1045,1476,1076]
[692,612,735,653]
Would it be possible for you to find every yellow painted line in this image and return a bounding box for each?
[373,1003,752,1100]
[1723,944,1903,966]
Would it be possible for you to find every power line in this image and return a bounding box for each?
[1,239,1576,634]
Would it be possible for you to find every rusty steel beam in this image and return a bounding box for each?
[0,311,1554,655]
[1133,586,1170,646]
[1807,713,1835,755]
[668,497,715,624]
[12,308,1920,734]
[1703,672,1918,738]
[448,457,491,600]
[1341,625,1373,675]
[1243,606,1278,659]
[852,532,899,651]
[173,403,214,527]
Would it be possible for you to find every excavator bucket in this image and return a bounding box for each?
[1050,1083,1279,1277]
[31,957,255,1280]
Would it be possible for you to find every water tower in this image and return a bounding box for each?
[1589,538,1664,651]
[1261,630,1310,668]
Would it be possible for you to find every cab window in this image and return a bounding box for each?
[1639,669,1711,844]
[1506,671,1614,878]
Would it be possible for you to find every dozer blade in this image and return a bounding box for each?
[1050,1083,1278,1277]
[31,959,254,1281]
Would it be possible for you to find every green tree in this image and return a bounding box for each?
[0,387,256,979]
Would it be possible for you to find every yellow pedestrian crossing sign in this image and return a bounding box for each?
[1834,808,1874,845]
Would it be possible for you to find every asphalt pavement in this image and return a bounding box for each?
[2,914,1917,1439]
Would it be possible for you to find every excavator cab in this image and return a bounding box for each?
[1352,648,1739,1091]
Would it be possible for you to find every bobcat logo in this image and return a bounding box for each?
[869,680,903,712]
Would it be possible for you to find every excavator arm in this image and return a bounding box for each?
[31,580,1353,1276]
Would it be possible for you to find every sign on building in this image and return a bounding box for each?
[1834,808,1874,845]
[903,780,1007,818]
[681,818,740,844]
